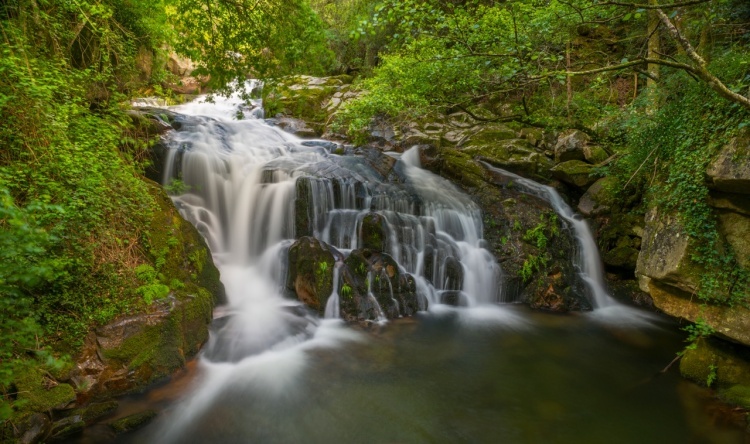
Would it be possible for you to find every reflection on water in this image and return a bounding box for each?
[103,306,745,444]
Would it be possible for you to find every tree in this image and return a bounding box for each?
[169,0,334,88]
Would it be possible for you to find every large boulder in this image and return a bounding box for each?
[550,160,598,189]
[577,177,613,216]
[341,249,420,322]
[681,338,750,402]
[359,213,389,252]
[286,237,337,313]
[706,131,750,194]
[463,138,553,179]
[636,208,702,294]
[554,130,589,163]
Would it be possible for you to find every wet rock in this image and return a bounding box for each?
[360,213,389,252]
[273,116,318,138]
[440,291,468,306]
[550,160,598,189]
[13,413,50,444]
[49,416,85,440]
[340,249,420,321]
[681,337,750,408]
[554,130,589,163]
[286,237,337,314]
[464,139,553,178]
[109,410,158,435]
[68,401,119,424]
[706,131,750,194]
[443,256,464,291]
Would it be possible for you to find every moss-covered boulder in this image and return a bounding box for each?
[577,177,613,216]
[463,138,553,179]
[286,237,337,313]
[263,75,353,136]
[681,337,750,408]
[550,160,598,189]
[583,144,609,164]
[64,181,222,402]
[636,208,703,295]
[553,130,588,163]
[339,249,420,322]
[706,130,750,194]
[360,213,389,252]
[12,369,76,414]
[109,409,158,434]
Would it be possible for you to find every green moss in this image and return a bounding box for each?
[719,385,750,409]
[14,369,76,414]
[70,401,119,423]
[438,149,486,189]
[110,409,157,434]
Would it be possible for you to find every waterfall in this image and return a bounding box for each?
[481,162,615,308]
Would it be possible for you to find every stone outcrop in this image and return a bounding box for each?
[286,237,337,313]
[3,182,224,443]
[706,130,750,194]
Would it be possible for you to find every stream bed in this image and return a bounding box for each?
[71,90,749,443]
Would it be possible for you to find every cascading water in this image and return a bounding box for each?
[108,87,750,444]
[481,162,657,324]
[142,87,521,442]
[481,162,613,308]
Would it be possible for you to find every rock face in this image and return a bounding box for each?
[554,130,589,163]
[636,208,750,346]
[706,131,750,194]
[550,160,598,189]
[681,338,750,409]
[636,208,701,294]
[2,182,224,443]
[286,237,337,313]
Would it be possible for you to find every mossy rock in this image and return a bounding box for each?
[13,369,76,415]
[286,237,336,313]
[550,160,598,189]
[464,139,553,179]
[719,385,750,409]
[49,415,85,440]
[68,401,119,424]
[146,181,225,305]
[602,245,639,269]
[110,409,157,435]
[360,213,389,252]
[680,337,750,389]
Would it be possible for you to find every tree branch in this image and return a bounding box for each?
[598,0,710,9]
[655,8,750,110]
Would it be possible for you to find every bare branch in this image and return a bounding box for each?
[598,0,710,9]
[655,8,750,110]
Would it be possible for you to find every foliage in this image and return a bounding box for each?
[523,212,559,249]
[169,0,335,89]
[612,56,750,305]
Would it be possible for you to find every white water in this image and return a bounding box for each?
[144,88,531,442]
[481,162,658,326]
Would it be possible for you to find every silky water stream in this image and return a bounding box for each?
[85,91,747,443]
